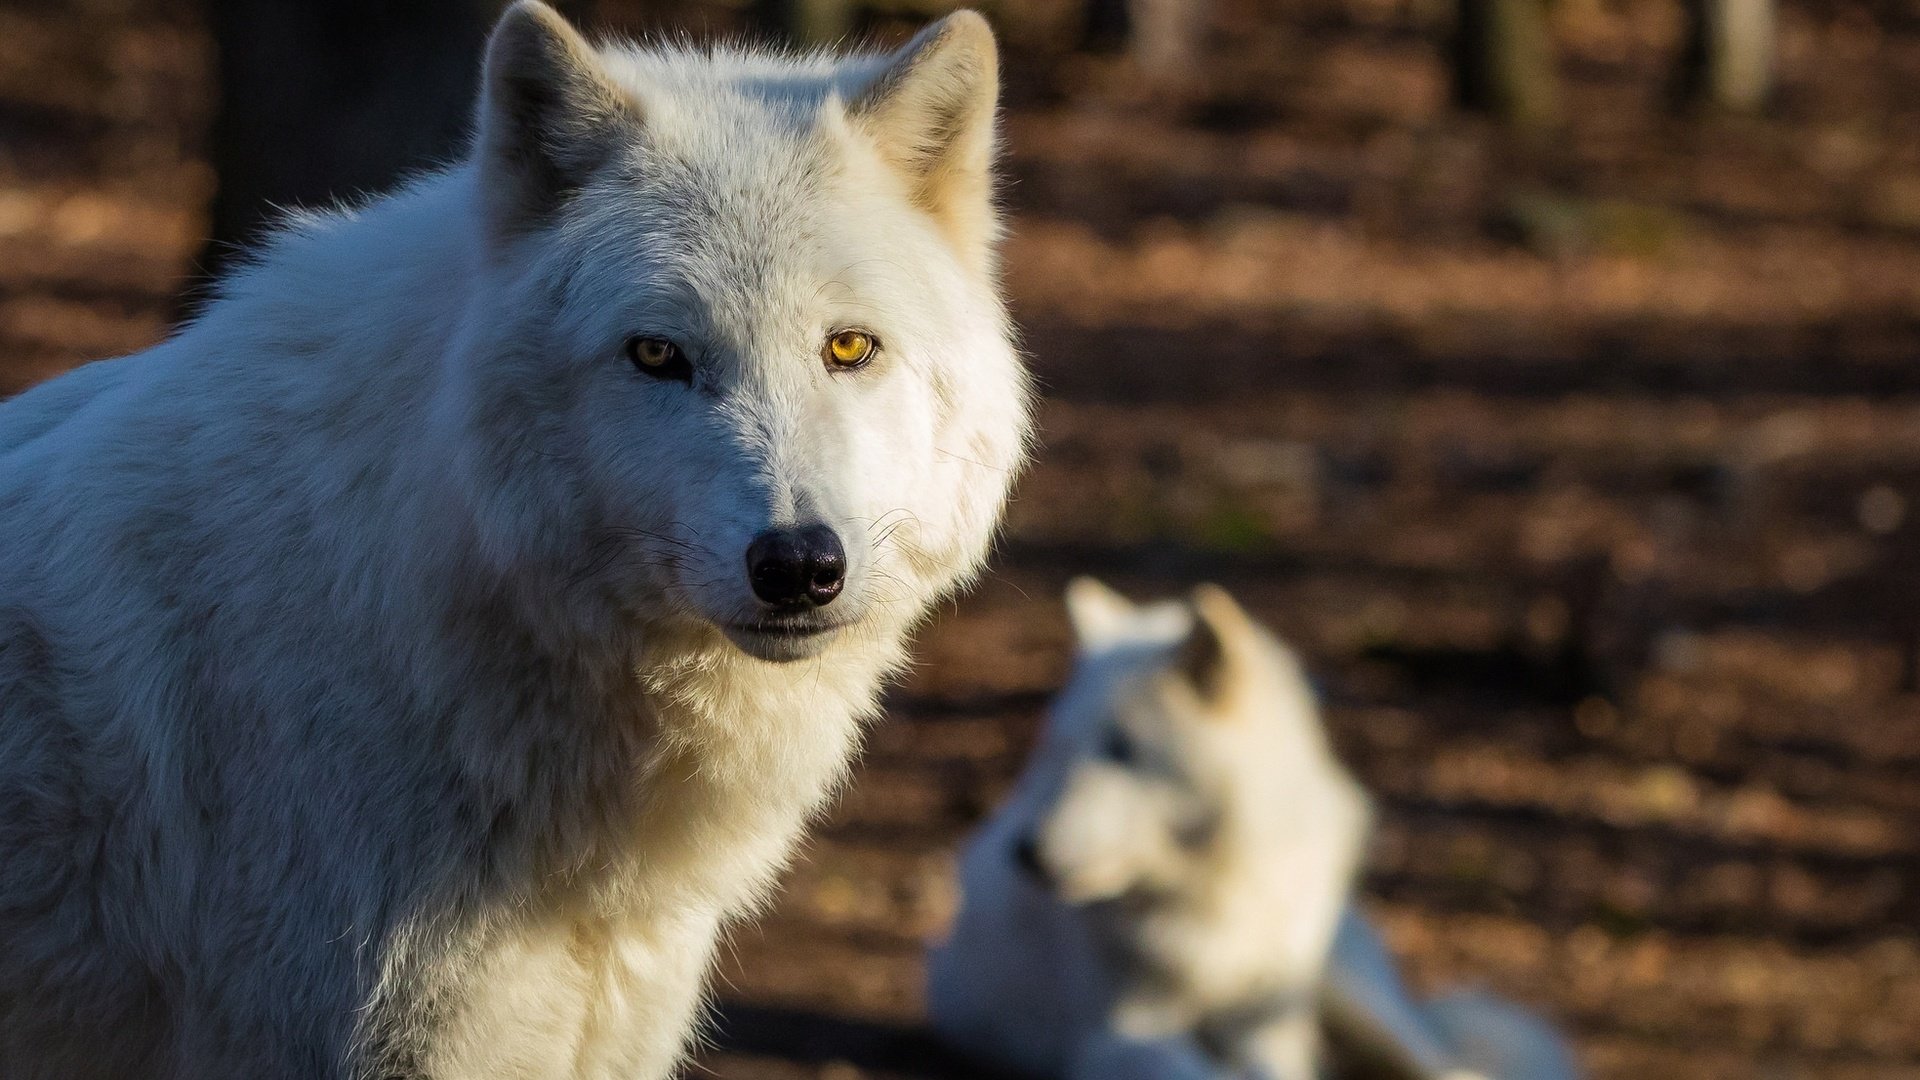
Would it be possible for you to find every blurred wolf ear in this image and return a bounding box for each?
[1065,577,1136,647]
[477,1,637,238]
[846,11,1000,270]
[1179,584,1256,707]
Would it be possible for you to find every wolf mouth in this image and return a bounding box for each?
[721,614,854,662]
[726,617,850,639]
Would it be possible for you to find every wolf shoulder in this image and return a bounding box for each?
[0,350,148,460]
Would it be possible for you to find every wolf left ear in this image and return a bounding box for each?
[846,11,1000,270]
[476,1,638,238]
[1065,576,1137,647]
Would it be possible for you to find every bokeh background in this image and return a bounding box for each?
[4,0,1920,1076]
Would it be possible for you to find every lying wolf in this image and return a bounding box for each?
[928,580,1578,1080]
[0,4,1028,1077]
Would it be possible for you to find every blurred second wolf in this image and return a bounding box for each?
[928,580,1580,1080]
[929,579,1370,1079]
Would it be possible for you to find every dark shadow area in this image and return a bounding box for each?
[709,1004,1031,1080]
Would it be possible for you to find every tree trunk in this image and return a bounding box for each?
[1453,0,1560,132]
[1680,0,1775,111]
[190,0,508,302]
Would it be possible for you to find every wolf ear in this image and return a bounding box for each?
[846,11,1000,270]
[1065,577,1137,647]
[476,1,637,238]
[1178,584,1255,708]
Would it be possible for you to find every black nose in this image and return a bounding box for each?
[745,525,846,609]
[1013,835,1045,880]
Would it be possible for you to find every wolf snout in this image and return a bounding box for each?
[746,525,846,608]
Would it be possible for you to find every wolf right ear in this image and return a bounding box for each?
[476,1,637,238]
[846,12,1000,271]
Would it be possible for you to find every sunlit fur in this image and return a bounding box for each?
[927,579,1369,1080]
[0,4,1028,1077]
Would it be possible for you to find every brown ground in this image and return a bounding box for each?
[4,0,1920,1077]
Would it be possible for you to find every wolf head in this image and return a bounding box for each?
[1017,579,1340,907]
[440,3,1028,663]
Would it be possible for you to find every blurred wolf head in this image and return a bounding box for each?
[1020,579,1365,917]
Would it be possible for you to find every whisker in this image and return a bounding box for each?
[936,447,1008,474]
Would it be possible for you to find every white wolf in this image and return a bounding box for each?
[0,4,1028,1078]
[929,578,1372,1079]
[928,580,1579,1080]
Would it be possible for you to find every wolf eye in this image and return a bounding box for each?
[626,336,692,383]
[824,329,876,370]
[1101,727,1136,765]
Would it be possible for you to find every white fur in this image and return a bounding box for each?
[0,5,1028,1078]
[927,579,1371,1080]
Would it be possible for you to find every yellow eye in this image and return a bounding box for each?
[625,336,691,382]
[634,339,673,367]
[825,330,876,369]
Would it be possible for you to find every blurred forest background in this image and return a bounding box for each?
[4,0,1920,1076]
